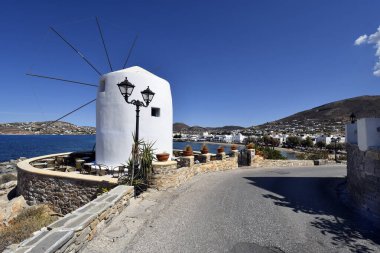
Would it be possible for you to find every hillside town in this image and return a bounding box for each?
[0,121,96,135]
[174,118,346,147]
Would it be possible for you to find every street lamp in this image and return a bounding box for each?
[331,137,341,162]
[350,113,356,124]
[117,77,155,180]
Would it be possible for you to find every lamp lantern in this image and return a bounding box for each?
[350,113,356,124]
[117,77,135,98]
[141,86,155,105]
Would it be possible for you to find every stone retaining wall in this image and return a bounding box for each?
[346,143,380,218]
[7,185,134,253]
[17,153,118,214]
[151,156,238,190]
[250,159,315,168]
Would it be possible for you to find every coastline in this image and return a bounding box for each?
[174,140,299,153]
[173,140,244,147]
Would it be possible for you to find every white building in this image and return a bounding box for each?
[96,66,173,166]
[224,135,233,143]
[346,118,380,151]
[316,135,333,145]
[232,133,246,143]
[316,135,344,145]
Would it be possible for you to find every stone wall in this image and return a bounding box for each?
[17,153,118,214]
[346,143,380,218]
[7,185,134,253]
[151,157,238,190]
[250,159,315,168]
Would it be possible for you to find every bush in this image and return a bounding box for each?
[184,145,193,152]
[296,151,329,160]
[246,143,255,149]
[201,143,208,152]
[0,174,17,185]
[0,205,58,252]
[256,147,286,160]
[296,153,307,160]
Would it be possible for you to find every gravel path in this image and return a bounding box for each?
[83,165,380,253]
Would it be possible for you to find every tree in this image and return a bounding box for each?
[301,137,314,148]
[286,136,301,148]
[316,141,326,149]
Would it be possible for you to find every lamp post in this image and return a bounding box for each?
[117,77,155,181]
[350,113,356,124]
[331,137,341,162]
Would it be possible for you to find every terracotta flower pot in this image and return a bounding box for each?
[201,149,209,154]
[156,153,169,162]
[183,151,193,156]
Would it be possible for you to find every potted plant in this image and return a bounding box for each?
[230,144,238,151]
[156,152,170,162]
[183,145,193,156]
[246,143,255,149]
[217,146,225,154]
[201,143,209,154]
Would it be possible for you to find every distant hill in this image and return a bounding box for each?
[173,123,191,132]
[277,95,380,122]
[253,95,380,135]
[173,122,244,133]
[0,121,95,135]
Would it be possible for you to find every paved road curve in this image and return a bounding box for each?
[84,165,380,253]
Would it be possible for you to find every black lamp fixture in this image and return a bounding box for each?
[350,113,356,124]
[117,77,135,98]
[117,77,155,182]
[331,137,341,162]
[141,86,155,106]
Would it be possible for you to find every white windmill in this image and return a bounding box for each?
[27,18,173,167]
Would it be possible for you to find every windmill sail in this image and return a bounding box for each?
[45,98,96,129]
[96,17,113,72]
[122,34,138,69]
[26,73,98,87]
[50,26,102,76]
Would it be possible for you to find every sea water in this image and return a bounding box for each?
[0,136,297,162]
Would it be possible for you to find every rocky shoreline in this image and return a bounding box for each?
[0,157,25,175]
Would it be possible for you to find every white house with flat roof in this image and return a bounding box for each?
[232,133,246,143]
[96,66,173,166]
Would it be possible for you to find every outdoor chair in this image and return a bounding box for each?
[54,156,64,170]
[117,165,127,177]
[96,164,109,176]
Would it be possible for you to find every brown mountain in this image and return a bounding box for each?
[173,123,191,132]
[173,122,244,133]
[275,95,380,123]
[0,121,95,135]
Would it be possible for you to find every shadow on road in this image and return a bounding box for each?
[244,176,380,253]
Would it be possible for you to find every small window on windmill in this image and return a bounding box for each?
[151,107,160,117]
[99,80,105,92]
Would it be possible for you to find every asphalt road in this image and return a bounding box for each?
[84,165,380,253]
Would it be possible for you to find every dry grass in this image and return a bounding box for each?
[0,205,58,252]
[0,174,17,185]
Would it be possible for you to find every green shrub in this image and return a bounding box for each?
[256,147,286,160]
[296,151,329,160]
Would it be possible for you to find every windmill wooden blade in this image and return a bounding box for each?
[45,98,96,129]
[96,17,113,72]
[26,73,98,87]
[122,34,138,69]
[50,26,103,76]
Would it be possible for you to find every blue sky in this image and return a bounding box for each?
[0,0,379,127]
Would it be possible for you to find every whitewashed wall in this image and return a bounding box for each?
[345,122,357,145]
[96,66,173,166]
[357,118,380,151]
